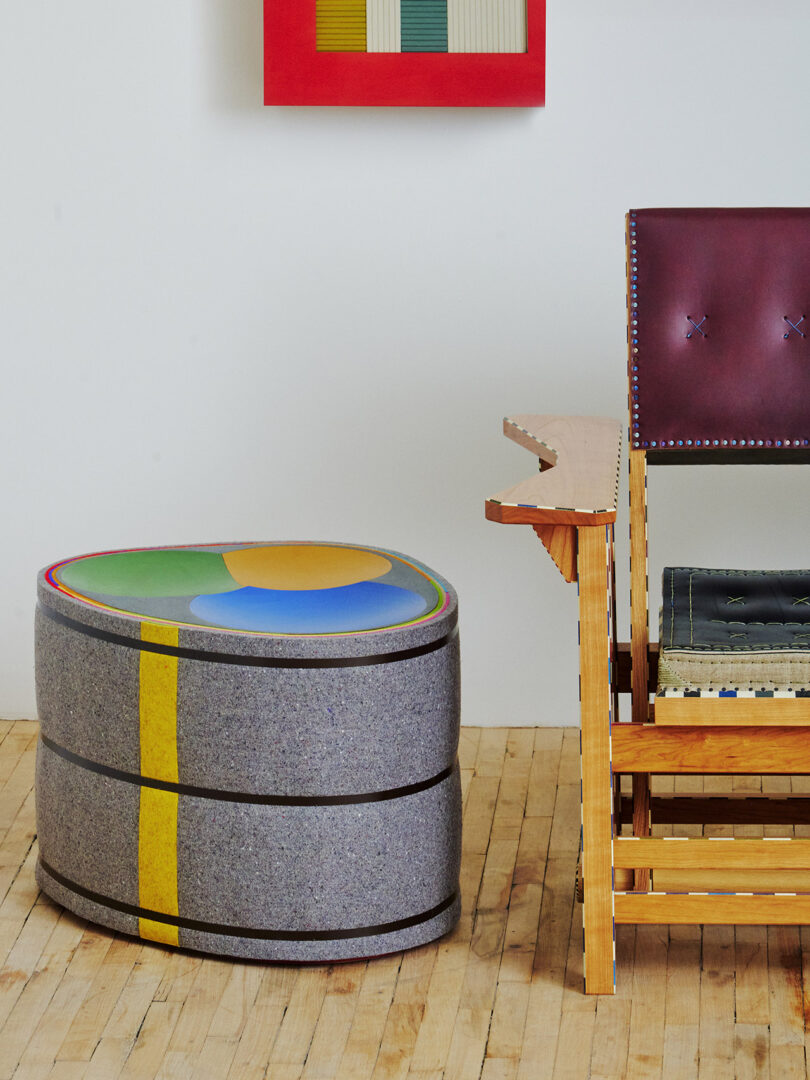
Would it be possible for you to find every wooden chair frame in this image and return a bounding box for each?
[486,415,622,993]
[486,216,810,994]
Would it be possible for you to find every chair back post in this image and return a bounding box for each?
[628,451,649,722]
[577,522,617,995]
[627,211,651,724]
[627,211,650,716]
[627,215,653,887]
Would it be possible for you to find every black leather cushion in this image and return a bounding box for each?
[662,568,810,651]
[659,568,810,692]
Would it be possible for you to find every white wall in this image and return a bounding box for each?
[3,1,810,724]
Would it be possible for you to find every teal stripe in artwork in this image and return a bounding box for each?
[401,0,448,52]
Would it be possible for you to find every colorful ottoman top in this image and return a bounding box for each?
[42,542,452,637]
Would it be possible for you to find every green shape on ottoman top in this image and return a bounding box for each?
[59,549,236,599]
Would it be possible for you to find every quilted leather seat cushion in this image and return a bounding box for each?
[658,568,810,694]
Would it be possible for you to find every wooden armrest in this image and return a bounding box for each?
[485,415,623,526]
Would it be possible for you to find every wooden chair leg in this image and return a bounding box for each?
[578,525,615,994]
[613,774,623,836]
[632,774,651,890]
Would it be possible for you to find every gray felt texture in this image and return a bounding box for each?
[35,606,141,772]
[177,894,462,961]
[175,637,459,795]
[34,750,460,961]
[176,765,461,928]
[35,862,140,938]
[36,742,139,904]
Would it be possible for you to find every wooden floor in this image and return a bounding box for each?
[2,720,810,1078]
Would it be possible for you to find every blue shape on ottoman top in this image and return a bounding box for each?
[189,582,429,634]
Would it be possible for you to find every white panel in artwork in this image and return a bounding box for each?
[448,0,526,53]
[367,0,402,52]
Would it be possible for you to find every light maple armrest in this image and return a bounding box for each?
[485,414,623,526]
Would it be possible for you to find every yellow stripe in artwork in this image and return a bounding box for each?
[138,622,180,945]
[316,0,367,51]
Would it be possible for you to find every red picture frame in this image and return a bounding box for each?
[264,0,546,107]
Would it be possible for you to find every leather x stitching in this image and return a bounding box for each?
[784,315,807,339]
[686,315,708,339]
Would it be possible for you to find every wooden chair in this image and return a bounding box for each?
[486,208,810,994]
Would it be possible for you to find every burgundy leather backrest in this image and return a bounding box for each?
[629,208,810,453]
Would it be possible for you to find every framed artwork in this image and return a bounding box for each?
[264,0,545,107]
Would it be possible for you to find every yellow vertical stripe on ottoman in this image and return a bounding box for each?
[138,623,180,945]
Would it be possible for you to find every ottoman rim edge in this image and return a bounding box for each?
[36,575,459,662]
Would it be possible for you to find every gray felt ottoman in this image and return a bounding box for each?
[35,541,461,960]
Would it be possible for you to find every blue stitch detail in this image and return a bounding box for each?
[784,315,806,339]
[686,314,707,339]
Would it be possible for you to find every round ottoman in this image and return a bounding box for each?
[34,541,460,961]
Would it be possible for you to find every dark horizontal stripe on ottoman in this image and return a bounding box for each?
[40,734,456,807]
[38,603,458,668]
[38,858,456,942]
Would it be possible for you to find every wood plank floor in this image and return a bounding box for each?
[2,719,810,1078]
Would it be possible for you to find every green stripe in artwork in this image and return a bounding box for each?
[401,0,448,51]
